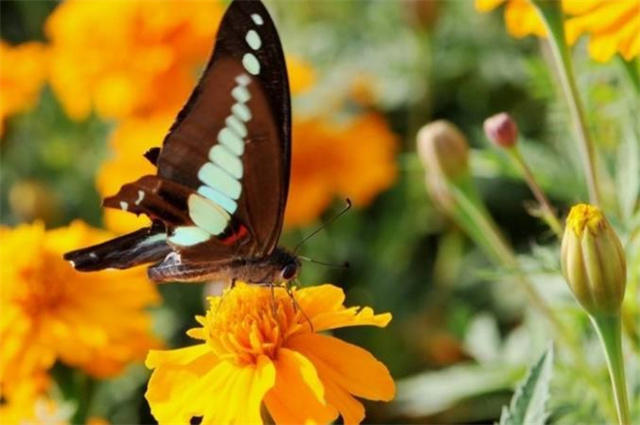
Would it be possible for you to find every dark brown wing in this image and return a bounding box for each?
[155,0,290,261]
[63,0,290,275]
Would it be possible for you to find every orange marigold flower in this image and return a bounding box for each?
[565,0,640,62]
[96,113,172,233]
[0,221,160,384]
[45,0,223,120]
[286,114,397,227]
[0,41,47,135]
[145,283,395,425]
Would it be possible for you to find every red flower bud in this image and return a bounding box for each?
[483,112,518,148]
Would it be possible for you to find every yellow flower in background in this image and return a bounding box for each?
[45,0,223,120]
[0,41,47,135]
[565,0,640,62]
[287,55,316,94]
[0,374,52,425]
[0,221,160,385]
[286,114,397,227]
[146,283,394,425]
[475,0,546,38]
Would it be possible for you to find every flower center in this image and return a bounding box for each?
[566,203,604,236]
[16,255,67,316]
[201,283,306,365]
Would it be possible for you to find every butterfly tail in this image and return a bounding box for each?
[63,225,171,271]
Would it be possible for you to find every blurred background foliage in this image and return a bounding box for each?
[1,0,638,424]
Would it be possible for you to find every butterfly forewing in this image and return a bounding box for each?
[156,0,291,260]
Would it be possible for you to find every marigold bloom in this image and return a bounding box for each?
[0,41,47,135]
[0,221,160,385]
[146,283,394,425]
[561,203,627,315]
[475,0,546,38]
[564,0,640,62]
[286,114,397,226]
[45,0,223,120]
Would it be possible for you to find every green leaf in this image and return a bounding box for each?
[499,344,554,425]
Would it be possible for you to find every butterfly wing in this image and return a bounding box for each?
[64,0,291,275]
[153,0,291,261]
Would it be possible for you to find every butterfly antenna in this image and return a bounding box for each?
[298,257,350,269]
[293,198,352,254]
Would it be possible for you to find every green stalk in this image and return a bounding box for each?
[507,146,563,238]
[531,1,601,206]
[447,177,569,342]
[590,314,631,425]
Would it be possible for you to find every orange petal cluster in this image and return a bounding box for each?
[286,114,398,227]
[145,283,395,425]
[0,41,47,135]
[0,221,160,391]
[45,0,223,120]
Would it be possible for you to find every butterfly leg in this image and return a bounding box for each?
[288,280,314,332]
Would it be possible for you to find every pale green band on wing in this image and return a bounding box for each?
[217,128,244,156]
[232,103,252,122]
[197,185,238,214]
[209,145,243,179]
[242,53,260,75]
[169,226,210,246]
[198,162,242,200]
[251,13,264,26]
[226,115,247,138]
[139,233,167,247]
[246,29,262,50]
[188,194,230,235]
[232,85,250,103]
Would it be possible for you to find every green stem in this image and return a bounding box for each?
[448,179,570,343]
[591,314,631,425]
[508,146,563,238]
[618,57,640,95]
[532,1,601,206]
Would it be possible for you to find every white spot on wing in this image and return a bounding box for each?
[135,190,145,205]
[120,201,128,211]
[242,53,260,75]
[251,13,264,25]
[245,30,261,50]
[236,74,251,86]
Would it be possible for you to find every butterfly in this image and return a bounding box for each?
[64,0,300,285]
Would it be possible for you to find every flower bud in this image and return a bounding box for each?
[417,120,470,213]
[483,112,518,148]
[561,204,626,315]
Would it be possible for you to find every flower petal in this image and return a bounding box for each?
[206,356,275,425]
[318,374,365,425]
[295,284,346,318]
[288,333,395,402]
[312,307,391,332]
[264,349,337,425]
[146,344,212,369]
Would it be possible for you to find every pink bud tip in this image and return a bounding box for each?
[483,112,518,148]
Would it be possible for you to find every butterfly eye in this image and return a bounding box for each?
[281,263,297,280]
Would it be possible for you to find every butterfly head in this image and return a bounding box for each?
[269,247,301,283]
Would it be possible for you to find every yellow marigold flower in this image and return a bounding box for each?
[475,0,547,38]
[145,283,394,425]
[286,114,397,227]
[0,373,52,425]
[287,55,316,94]
[0,41,47,135]
[0,221,160,385]
[45,0,223,120]
[564,0,640,62]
